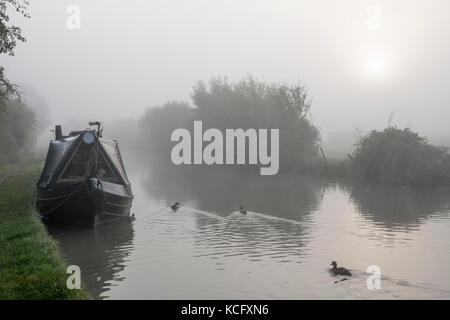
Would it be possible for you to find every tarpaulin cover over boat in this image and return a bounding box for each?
[36,124,133,225]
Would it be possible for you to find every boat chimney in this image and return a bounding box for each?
[55,125,63,140]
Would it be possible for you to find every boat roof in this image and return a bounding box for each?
[38,130,130,186]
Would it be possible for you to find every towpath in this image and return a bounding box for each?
[0,167,21,185]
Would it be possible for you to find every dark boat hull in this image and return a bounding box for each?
[36,180,133,226]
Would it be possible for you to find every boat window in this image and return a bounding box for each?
[60,153,87,180]
[58,143,90,182]
[89,151,120,183]
[57,142,120,183]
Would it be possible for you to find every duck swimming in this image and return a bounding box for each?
[239,206,247,215]
[330,261,352,276]
[170,202,180,211]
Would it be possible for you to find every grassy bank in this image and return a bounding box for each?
[0,160,89,300]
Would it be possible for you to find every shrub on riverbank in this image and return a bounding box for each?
[0,163,89,300]
[350,127,450,186]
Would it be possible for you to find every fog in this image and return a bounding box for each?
[3,0,450,148]
[4,1,450,299]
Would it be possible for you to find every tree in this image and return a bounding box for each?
[0,0,35,165]
[0,0,29,56]
[141,76,321,174]
[0,0,30,102]
[0,98,36,163]
[191,76,320,171]
[140,101,194,167]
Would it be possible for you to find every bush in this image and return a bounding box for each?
[351,127,450,186]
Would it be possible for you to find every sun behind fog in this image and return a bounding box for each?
[363,53,391,80]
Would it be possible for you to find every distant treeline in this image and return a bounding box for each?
[140,76,450,187]
[1,65,40,165]
[141,76,320,174]
[0,97,36,164]
[0,1,37,165]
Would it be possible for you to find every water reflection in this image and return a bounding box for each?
[188,212,311,265]
[141,171,450,298]
[46,221,135,299]
[144,171,327,262]
[44,166,450,299]
[146,169,325,219]
[348,183,450,228]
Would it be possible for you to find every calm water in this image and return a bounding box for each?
[47,167,450,299]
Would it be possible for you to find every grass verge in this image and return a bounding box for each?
[0,161,90,299]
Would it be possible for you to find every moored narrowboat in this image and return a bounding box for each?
[36,122,133,226]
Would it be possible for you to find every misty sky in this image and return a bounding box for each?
[2,0,450,140]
